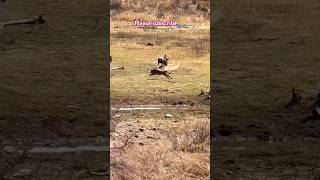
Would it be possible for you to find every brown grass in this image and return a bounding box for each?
[111,0,210,11]
[110,117,210,180]
[111,0,210,22]
[165,119,210,153]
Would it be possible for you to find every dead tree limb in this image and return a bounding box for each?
[89,170,108,176]
[230,37,280,43]
[0,15,45,29]
[111,66,125,70]
[110,131,139,150]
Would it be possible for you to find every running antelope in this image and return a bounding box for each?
[149,54,179,80]
[150,68,173,80]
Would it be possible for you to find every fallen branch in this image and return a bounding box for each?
[111,66,125,70]
[110,131,139,150]
[230,37,280,43]
[89,170,108,176]
[0,15,45,29]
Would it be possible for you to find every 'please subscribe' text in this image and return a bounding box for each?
[134,20,177,27]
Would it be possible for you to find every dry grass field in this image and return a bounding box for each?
[111,110,210,179]
[110,0,210,179]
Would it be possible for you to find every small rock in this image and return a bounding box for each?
[67,105,78,109]
[226,159,235,164]
[178,101,184,105]
[110,9,118,16]
[113,114,121,118]
[165,114,173,118]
